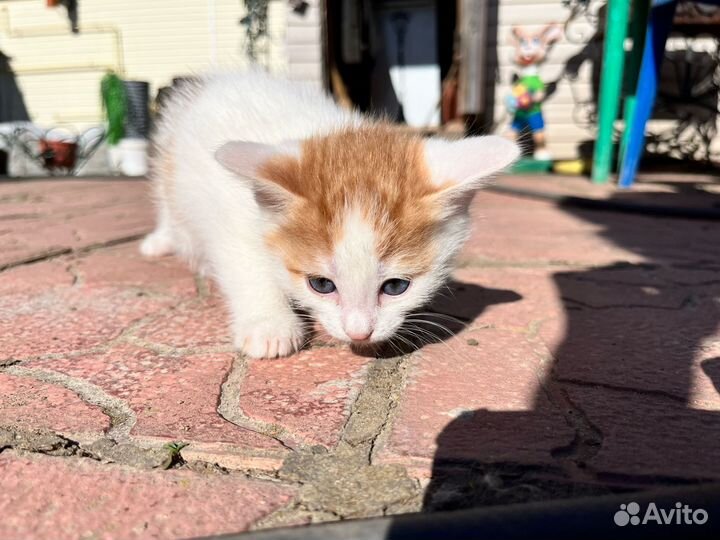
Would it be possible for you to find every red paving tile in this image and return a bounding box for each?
[0,452,294,540]
[239,347,371,448]
[0,373,109,439]
[2,176,720,532]
[468,193,646,266]
[0,258,73,295]
[74,243,196,296]
[470,190,720,267]
[23,346,285,455]
[0,180,152,268]
[547,303,719,401]
[0,286,174,361]
[134,294,233,349]
[375,328,575,476]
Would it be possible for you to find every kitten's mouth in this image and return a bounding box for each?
[348,340,383,358]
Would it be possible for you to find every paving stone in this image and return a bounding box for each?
[63,200,153,245]
[74,243,196,297]
[0,219,77,268]
[3,175,720,526]
[0,180,152,268]
[564,385,720,480]
[0,452,294,540]
[694,344,720,409]
[0,179,147,218]
[469,191,720,267]
[0,259,72,295]
[554,264,720,309]
[134,294,233,349]
[0,286,174,361]
[441,266,720,407]
[239,347,371,448]
[0,373,109,440]
[546,302,720,402]
[375,328,575,477]
[433,267,561,329]
[467,194,645,266]
[23,346,286,465]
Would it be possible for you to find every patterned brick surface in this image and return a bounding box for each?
[0,373,109,439]
[239,348,371,448]
[0,452,294,540]
[2,176,720,535]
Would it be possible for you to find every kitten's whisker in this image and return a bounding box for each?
[401,324,436,345]
[391,332,420,355]
[404,318,455,337]
[433,283,458,302]
[386,337,406,357]
[411,311,468,325]
[401,321,475,364]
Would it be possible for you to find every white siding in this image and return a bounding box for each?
[0,0,289,129]
[284,0,323,87]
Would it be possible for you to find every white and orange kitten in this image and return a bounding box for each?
[140,70,519,358]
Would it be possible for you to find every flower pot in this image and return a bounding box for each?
[38,139,77,170]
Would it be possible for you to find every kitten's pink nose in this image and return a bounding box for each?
[347,329,372,342]
[343,310,374,342]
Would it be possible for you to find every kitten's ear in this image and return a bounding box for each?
[424,136,519,214]
[215,140,301,211]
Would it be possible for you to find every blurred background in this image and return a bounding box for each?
[0,0,718,178]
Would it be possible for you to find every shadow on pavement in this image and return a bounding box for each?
[415,185,720,523]
[359,280,522,359]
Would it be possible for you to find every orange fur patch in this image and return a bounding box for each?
[259,124,444,275]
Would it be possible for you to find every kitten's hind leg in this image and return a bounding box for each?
[140,199,175,257]
[140,228,174,257]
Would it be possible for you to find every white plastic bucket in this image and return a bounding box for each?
[118,138,149,176]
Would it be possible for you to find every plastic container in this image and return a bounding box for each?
[118,138,149,176]
[122,80,151,139]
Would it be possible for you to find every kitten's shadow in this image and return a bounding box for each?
[352,280,522,359]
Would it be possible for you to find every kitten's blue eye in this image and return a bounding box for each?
[381,279,410,296]
[308,277,336,294]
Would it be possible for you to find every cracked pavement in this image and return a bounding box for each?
[1,176,720,539]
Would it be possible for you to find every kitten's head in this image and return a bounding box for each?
[216,126,518,344]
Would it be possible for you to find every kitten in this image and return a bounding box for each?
[140,70,519,358]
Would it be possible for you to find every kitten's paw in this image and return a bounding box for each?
[234,318,305,359]
[140,230,174,257]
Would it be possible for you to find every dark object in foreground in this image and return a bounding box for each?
[201,484,720,540]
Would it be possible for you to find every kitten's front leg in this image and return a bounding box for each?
[214,253,305,358]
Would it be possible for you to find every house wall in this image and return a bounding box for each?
[0,0,291,129]
[285,0,324,87]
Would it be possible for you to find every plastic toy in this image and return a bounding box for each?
[506,23,562,161]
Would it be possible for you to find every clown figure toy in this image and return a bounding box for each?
[505,23,562,161]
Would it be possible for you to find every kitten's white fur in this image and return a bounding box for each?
[141,70,518,358]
